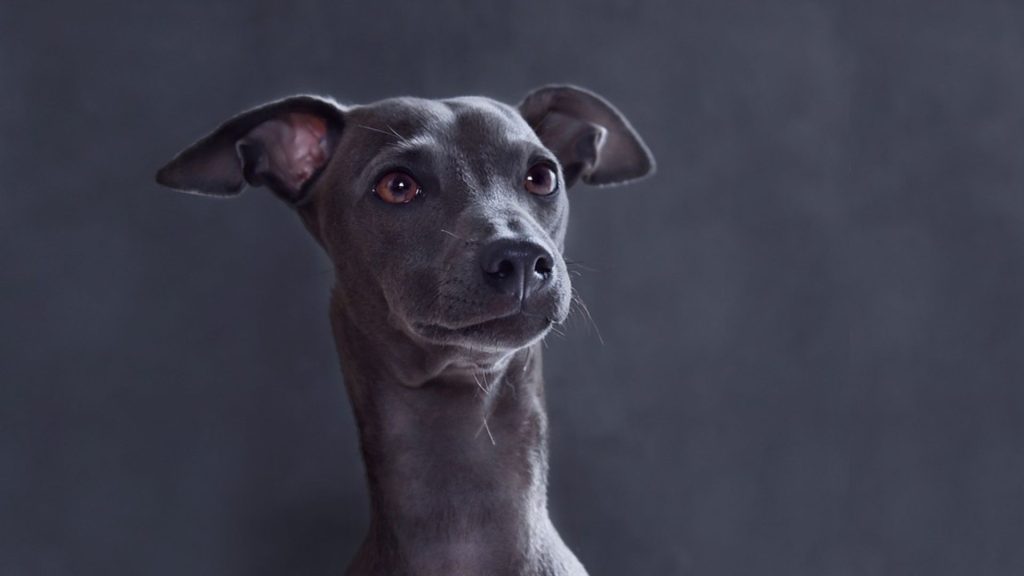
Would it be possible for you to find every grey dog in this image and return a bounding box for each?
[156,85,654,575]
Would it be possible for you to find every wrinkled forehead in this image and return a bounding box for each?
[344,96,543,161]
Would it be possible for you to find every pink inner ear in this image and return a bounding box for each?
[286,113,329,185]
[247,112,331,196]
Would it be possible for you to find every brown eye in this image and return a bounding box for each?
[524,163,558,196]
[374,171,421,204]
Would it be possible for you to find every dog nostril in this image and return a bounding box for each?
[479,239,554,297]
[495,259,516,279]
[534,255,553,276]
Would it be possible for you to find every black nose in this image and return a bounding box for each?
[480,239,554,300]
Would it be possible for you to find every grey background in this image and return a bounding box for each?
[2,0,1023,574]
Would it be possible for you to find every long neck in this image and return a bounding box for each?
[329,290,569,575]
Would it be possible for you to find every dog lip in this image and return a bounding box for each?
[411,310,552,339]
[418,311,551,331]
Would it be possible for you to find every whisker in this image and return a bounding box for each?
[472,370,497,446]
[477,417,496,446]
[564,258,599,273]
[571,288,605,346]
[355,124,395,137]
[440,228,479,244]
[385,124,409,143]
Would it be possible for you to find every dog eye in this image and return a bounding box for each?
[374,171,422,204]
[524,163,558,196]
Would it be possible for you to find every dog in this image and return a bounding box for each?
[156,85,654,575]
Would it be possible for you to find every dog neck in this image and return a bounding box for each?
[329,288,582,575]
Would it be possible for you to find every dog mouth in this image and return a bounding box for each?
[410,310,556,348]
[397,260,573,350]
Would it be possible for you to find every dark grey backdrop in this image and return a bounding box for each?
[3,1,1023,574]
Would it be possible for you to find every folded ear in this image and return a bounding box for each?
[155,95,344,204]
[519,85,655,188]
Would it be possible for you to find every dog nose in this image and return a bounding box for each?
[480,239,554,300]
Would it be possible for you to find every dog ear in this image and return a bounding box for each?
[155,95,344,204]
[519,85,655,188]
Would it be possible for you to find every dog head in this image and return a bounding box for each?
[156,86,654,358]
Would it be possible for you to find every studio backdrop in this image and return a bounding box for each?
[2,1,1023,575]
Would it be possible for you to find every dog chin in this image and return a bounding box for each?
[410,311,556,352]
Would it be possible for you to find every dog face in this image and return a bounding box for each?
[156,86,654,355]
